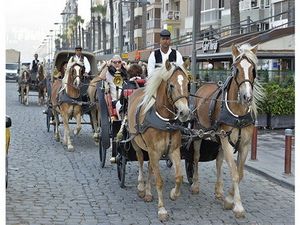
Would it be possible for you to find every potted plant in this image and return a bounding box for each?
[258,81,295,129]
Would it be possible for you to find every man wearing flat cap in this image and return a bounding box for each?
[68,46,91,75]
[147,29,184,77]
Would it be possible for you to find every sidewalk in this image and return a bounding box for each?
[245,129,295,190]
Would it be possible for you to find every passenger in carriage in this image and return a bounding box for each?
[147,29,184,78]
[104,54,128,102]
[53,61,68,80]
[115,64,145,119]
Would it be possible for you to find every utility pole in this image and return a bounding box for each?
[130,2,135,51]
[119,1,124,53]
[191,0,201,91]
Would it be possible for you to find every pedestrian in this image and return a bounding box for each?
[147,29,184,78]
[68,46,91,75]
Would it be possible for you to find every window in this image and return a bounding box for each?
[274,1,288,21]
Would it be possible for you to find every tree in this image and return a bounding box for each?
[230,0,240,35]
[92,4,107,53]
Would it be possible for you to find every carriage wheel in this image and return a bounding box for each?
[117,152,126,188]
[6,155,8,189]
[99,136,107,168]
[46,110,51,132]
[185,159,194,185]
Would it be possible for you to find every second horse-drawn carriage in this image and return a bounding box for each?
[44,50,99,150]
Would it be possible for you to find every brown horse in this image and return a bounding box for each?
[191,44,264,218]
[127,60,191,222]
[87,61,108,142]
[37,63,47,105]
[19,69,31,105]
[51,60,85,150]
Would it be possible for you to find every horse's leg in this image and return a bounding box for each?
[215,148,224,200]
[222,139,245,218]
[73,107,82,135]
[53,110,60,142]
[169,147,183,200]
[191,139,201,194]
[21,87,24,104]
[132,140,145,198]
[38,89,41,106]
[91,108,99,142]
[144,161,153,202]
[25,85,29,105]
[149,151,168,222]
[237,145,249,183]
[61,111,73,150]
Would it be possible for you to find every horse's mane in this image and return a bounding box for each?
[140,64,177,114]
[233,43,264,118]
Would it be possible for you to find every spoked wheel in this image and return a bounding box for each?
[46,109,52,132]
[185,159,194,185]
[6,155,8,189]
[99,136,107,168]
[117,151,126,188]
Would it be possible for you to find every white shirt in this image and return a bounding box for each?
[147,48,184,78]
[105,70,118,101]
[72,55,91,74]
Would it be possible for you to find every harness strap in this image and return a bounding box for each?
[227,128,242,154]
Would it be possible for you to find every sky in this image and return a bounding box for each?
[5,0,91,62]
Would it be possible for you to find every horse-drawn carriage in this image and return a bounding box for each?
[44,50,99,149]
[18,63,47,106]
[97,44,262,221]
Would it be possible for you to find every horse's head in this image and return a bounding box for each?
[231,44,258,106]
[67,62,85,88]
[21,70,30,83]
[37,63,45,80]
[165,60,191,122]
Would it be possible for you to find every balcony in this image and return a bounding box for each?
[146,18,161,29]
[162,11,181,25]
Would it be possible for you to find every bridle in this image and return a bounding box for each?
[166,67,190,114]
[231,56,256,92]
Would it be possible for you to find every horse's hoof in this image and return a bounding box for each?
[55,136,60,142]
[137,190,145,198]
[190,185,200,195]
[158,208,169,222]
[233,209,246,218]
[170,188,180,201]
[215,193,224,201]
[67,146,74,151]
[224,197,234,210]
[144,194,153,202]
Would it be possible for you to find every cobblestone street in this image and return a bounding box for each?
[6,82,295,225]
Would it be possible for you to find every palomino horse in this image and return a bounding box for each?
[127,60,191,222]
[37,63,47,105]
[191,44,264,218]
[19,69,31,105]
[51,60,85,150]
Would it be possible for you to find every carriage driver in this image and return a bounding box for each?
[68,46,91,75]
[30,53,40,78]
[147,29,184,78]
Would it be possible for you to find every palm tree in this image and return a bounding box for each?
[230,0,240,35]
[74,15,84,46]
[92,4,107,53]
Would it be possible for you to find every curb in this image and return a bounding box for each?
[245,164,295,191]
